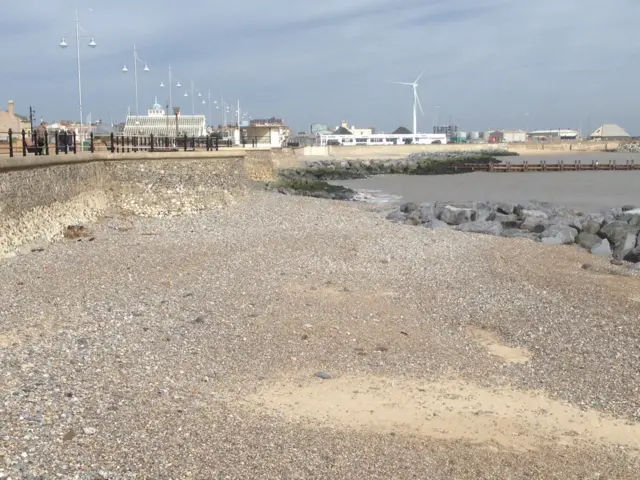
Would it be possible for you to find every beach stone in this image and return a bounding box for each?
[457,220,503,236]
[540,225,578,245]
[386,210,406,222]
[501,229,538,239]
[314,371,332,380]
[439,205,476,225]
[423,218,449,229]
[486,212,518,224]
[576,232,602,250]
[591,238,613,257]
[618,212,640,227]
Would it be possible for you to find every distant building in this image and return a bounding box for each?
[335,121,373,136]
[310,123,331,134]
[488,129,527,143]
[123,99,206,137]
[588,124,630,140]
[0,101,22,139]
[528,129,579,141]
[433,125,459,139]
[333,125,353,135]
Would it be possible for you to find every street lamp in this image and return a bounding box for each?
[122,44,150,116]
[159,66,182,110]
[59,7,97,149]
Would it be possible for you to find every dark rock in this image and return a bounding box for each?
[400,202,419,214]
[457,220,503,236]
[622,205,636,212]
[576,232,602,250]
[314,371,332,380]
[540,225,578,245]
[623,246,640,263]
[439,205,477,225]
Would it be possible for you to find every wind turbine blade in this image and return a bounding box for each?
[415,69,426,83]
[415,89,424,115]
[392,81,413,85]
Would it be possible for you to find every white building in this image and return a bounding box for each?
[123,99,206,137]
[317,132,447,146]
[528,129,579,141]
[589,124,630,140]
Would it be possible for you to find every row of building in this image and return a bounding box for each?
[0,99,292,147]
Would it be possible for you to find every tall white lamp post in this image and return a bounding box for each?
[122,45,150,116]
[59,8,97,148]
[159,66,182,111]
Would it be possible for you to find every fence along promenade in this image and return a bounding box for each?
[0,128,265,157]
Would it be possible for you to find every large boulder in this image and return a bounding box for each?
[549,215,583,231]
[419,204,435,223]
[582,215,604,235]
[439,205,477,225]
[457,220,503,236]
[495,202,516,215]
[576,232,602,250]
[599,221,639,259]
[618,211,640,227]
[400,202,419,214]
[520,215,547,233]
[591,238,613,257]
[540,225,578,245]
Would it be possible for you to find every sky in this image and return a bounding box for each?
[2,0,640,134]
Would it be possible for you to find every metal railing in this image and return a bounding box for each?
[0,129,271,157]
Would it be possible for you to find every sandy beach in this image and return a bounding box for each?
[1,191,639,478]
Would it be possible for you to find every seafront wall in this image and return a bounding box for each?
[0,150,274,258]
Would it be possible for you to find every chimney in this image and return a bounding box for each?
[8,100,15,117]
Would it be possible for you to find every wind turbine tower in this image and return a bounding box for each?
[393,71,425,134]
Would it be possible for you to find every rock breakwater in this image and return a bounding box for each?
[387,201,640,265]
[279,151,513,182]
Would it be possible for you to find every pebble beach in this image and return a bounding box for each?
[1,191,639,478]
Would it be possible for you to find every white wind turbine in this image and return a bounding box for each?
[393,70,425,134]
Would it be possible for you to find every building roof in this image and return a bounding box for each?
[392,126,411,134]
[589,124,630,138]
[333,126,352,135]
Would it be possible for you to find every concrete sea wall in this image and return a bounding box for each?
[0,150,271,258]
